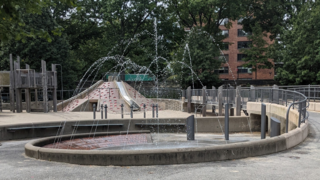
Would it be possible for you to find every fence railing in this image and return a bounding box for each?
[242,85,320,101]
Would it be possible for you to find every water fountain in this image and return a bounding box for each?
[22,12,309,166]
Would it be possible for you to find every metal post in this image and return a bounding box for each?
[285,91,288,107]
[93,104,96,119]
[187,86,191,113]
[218,87,223,116]
[152,104,155,118]
[298,102,302,128]
[143,104,146,118]
[156,104,158,118]
[314,87,316,102]
[202,86,206,117]
[225,103,229,140]
[261,103,266,139]
[293,95,295,109]
[308,84,310,103]
[121,104,124,119]
[101,104,103,119]
[186,115,195,140]
[130,105,133,118]
[104,104,107,119]
[9,54,15,112]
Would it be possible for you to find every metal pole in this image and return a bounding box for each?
[186,115,195,140]
[101,104,103,119]
[261,103,266,139]
[104,104,107,119]
[293,95,295,109]
[225,103,229,140]
[121,104,124,119]
[285,91,287,107]
[156,104,158,118]
[93,104,96,119]
[130,105,133,118]
[152,104,155,118]
[143,104,146,118]
[298,102,302,128]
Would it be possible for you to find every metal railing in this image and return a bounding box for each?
[242,85,320,102]
[239,88,308,132]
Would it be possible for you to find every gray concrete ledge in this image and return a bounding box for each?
[0,116,257,141]
[24,120,309,166]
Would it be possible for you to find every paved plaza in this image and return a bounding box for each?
[0,110,192,126]
[0,111,319,179]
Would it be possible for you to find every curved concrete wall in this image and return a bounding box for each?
[24,101,309,165]
[307,102,320,112]
[247,102,301,134]
[1,116,257,141]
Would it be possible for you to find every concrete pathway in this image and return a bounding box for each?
[0,110,192,126]
[0,112,319,180]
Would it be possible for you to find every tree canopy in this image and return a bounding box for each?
[1,0,318,89]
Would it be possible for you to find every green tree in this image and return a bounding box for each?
[0,8,81,89]
[240,0,307,40]
[241,22,273,80]
[274,1,320,85]
[172,28,221,88]
[168,0,247,88]
[0,0,75,42]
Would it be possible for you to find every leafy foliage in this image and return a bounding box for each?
[172,28,221,89]
[0,0,75,42]
[273,1,320,85]
[241,22,273,79]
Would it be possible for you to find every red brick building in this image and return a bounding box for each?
[218,19,274,82]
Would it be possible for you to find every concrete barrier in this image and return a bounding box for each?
[0,116,256,141]
[21,101,309,166]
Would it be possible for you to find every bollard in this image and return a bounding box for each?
[225,103,229,140]
[186,115,195,140]
[156,104,158,118]
[230,107,234,116]
[93,104,96,119]
[152,104,155,118]
[104,104,108,119]
[212,105,215,114]
[261,103,266,139]
[101,104,103,119]
[130,105,133,118]
[143,104,146,118]
[270,117,281,137]
[121,104,124,119]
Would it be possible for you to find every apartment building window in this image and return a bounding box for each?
[220,18,229,26]
[238,29,252,37]
[221,42,229,50]
[238,41,252,49]
[237,54,247,61]
[218,54,229,62]
[237,18,243,24]
[218,67,229,74]
[237,66,252,73]
[221,30,229,37]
